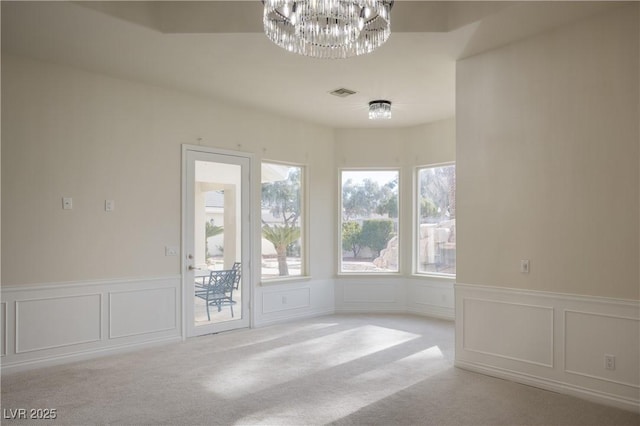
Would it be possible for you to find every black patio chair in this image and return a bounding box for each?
[231,262,242,290]
[195,269,236,320]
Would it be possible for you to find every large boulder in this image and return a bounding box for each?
[373,236,398,270]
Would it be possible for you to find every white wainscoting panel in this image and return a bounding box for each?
[1,276,181,373]
[335,277,404,314]
[406,277,455,320]
[343,281,396,303]
[1,302,7,356]
[462,298,554,367]
[565,310,639,388]
[109,287,177,339]
[456,283,640,413]
[262,287,311,314]
[254,279,335,327]
[336,277,454,320]
[16,294,102,353]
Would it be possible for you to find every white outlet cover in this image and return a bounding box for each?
[165,246,179,256]
[604,354,616,370]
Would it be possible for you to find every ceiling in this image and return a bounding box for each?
[1,1,620,128]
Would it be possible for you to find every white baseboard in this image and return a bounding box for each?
[455,283,640,413]
[456,359,640,413]
[335,306,406,314]
[254,308,336,328]
[406,305,455,321]
[2,335,181,375]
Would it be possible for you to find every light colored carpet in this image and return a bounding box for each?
[1,314,638,425]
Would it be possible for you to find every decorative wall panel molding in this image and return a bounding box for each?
[405,278,455,320]
[262,287,311,314]
[16,294,102,353]
[343,281,396,303]
[1,276,181,373]
[109,287,177,338]
[456,283,640,413]
[336,277,454,320]
[254,279,335,327]
[462,298,554,367]
[564,310,639,388]
[1,302,7,357]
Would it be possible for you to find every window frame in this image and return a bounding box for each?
[413,162,456,279]
[260,160,309,284]
[338,168,401,276]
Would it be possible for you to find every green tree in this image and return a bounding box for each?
[420,198,438,218]
[342,221,363,258]
[262,224,301,276]
[360,219,393,258]
[343,176,399,220]
[262,167,302,276]
[419,165,455,222]
[342,178,381,220]
[262,168,300,227]
[205,222,224,258]
[376,177,398,218]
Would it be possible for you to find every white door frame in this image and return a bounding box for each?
[181,144,253,338]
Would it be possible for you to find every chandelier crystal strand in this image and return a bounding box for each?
[368,100,391,120]
[263,0,393,59]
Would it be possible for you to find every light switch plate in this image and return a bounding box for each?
[105,200,115,212]
[62,197,73,210]
[165,246,179,256]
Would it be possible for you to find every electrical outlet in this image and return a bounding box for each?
[165,246,179,256]
[520,260,530,274]
[105,200,115,212]
[604,354,616,370]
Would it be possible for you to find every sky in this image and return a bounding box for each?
[342,170,398,186]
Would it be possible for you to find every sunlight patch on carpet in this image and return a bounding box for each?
[234,345,450,425]
[209,322,339,352]
[201,325,419,397]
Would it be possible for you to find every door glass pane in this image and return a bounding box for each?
[193,160,242,326]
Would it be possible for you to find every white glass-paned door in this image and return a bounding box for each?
[184,148,250,337]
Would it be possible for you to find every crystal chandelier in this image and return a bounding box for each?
[263,0,394,59]
[368,100,391,119]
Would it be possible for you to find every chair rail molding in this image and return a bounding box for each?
[455,283,640,413]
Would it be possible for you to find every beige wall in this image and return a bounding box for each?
[334,118,455,168]
[334,127,410,169]
[1,55,335,285]
[405,118,456,167]
[456,4,639,299]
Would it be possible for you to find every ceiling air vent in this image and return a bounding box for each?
[329,88,357,98]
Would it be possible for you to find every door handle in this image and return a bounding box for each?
[188,265,203,271]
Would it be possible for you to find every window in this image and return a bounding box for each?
[340,170,399,273]
[261,162,305,280]
[416,164,456,276]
